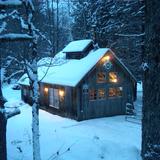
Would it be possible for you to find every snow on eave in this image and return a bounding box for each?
[110,50,137,82]
[0,0,22,6]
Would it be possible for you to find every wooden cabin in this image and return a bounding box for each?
[19,39,137,121]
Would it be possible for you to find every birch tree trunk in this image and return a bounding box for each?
[142,0,160,159]
[24,2,41,159]
[30,61,41,160]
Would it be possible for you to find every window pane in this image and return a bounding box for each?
[109,72,118,83]
[98,89,105,99]
[117,87,123,96]
[108,87,123,97]
[97,72,106,83]
[108,88,117,97]
[89,89,97,100]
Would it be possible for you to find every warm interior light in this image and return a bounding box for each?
[105,55,110,61]
[44,87,48,92]
[112,78,118,83]
[109,72,118,83]
[102,55,110,62]
[59,90,65,97]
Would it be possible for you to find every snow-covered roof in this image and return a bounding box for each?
[63,39,93,53]
[19,48,109,87]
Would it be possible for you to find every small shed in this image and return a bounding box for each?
[19,39,137,121]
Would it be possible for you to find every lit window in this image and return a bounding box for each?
[97,72,106,83]
[109,72,118,83]
[98,89,105,99]
[44,87,49,93]
[89,89,97,100]
[108,87,123,97]
[102,55,111,62]
[59,89,65,97]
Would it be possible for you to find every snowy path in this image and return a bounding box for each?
[3,85,142,160]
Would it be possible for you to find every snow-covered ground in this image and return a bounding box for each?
[3,84,142,160]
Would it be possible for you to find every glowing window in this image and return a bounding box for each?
[108,87,123,97]
[89,89,97,100]
[98,89,105,99]
[97,72,106,83]
[109,72,118,83]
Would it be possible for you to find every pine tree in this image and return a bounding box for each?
[72,0,144,80]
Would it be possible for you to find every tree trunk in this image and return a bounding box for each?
[24,2,42,159]
[142,0,160,159]
[30,67,41,160]
[0,58,7,160]
[0,112,7,160]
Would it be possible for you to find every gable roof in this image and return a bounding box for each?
[19,42,137,87]
[62,39,93,53]
[19,48,109,87]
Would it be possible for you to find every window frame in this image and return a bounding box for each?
[89,89,97,101]
[108,72,118,83]
[98,88,106,100]
[97,72,106,83]
[108,87,123,98]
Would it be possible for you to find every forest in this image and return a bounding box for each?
[0,0,144,82]
[0,0,160,160]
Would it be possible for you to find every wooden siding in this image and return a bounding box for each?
[77,54,135,120]
[21,83,78,119]
[21,52,136,121]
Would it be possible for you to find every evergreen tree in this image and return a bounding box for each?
[72,0,144,80]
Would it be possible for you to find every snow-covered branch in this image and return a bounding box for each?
[0,33,33,42]
[5,108,20,119]
[5,56,24,66]
[0,22,7,33]
[0,0,22,6]
[115,33,145,37]
[0,10,19,20]
[4,70,24,82]
[34,28,52,46]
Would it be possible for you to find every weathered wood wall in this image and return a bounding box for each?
[76,53,136,120]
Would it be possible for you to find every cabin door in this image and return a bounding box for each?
[49,88,59,109]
